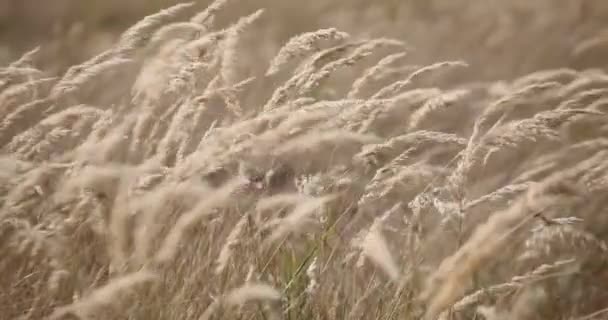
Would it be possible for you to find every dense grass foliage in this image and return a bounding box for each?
[2,1,608,319]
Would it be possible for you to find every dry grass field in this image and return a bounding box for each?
[2,1,608,319]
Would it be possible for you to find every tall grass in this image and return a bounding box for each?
[2,1,608,319]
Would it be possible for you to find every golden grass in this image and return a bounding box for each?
[2,1,608,319]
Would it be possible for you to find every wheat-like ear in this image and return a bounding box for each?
[480,109,604,163]
[436,259,576,320]
[264,194,336,246]
[573,32,608,58]
[54,50,117,92]
[407,89,470,131]
[263,43,359,110]
[117,2,196,54]
[371,60,468,99]
[356,130,467,168]
[215,213,249,275]
[0,67,43,90]
[266,28,350,76]
[200,282,282,320]
[154,179,242,264]
[220,9,265,86]
[8,46,41,69]
[49,270,156,320]
[463,182,532,212]
[0,77,56,115]
[191,0,231,27]
[5,105,103,156]
[423,154,597,319]
[298,38,405,95]
[360,205,402,282]
[147,22,207,50]
[511,68,578,88]
[225,283,282,305]
[348,52,408,99]
[51,57,133,96]
[470,81,562,144]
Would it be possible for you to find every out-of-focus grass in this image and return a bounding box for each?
[3,0,608,80]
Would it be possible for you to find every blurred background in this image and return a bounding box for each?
[2,0,608,81]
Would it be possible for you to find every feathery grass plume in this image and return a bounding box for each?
[263,42,359,110]
[155,99,202,166]
[448,81,565,198]
[264,194,336,246]
[480,109,604,164]
[200,282,281,320]
[197,76,254,119]
[348,52,408,98]
[371,60,468,99]
[231,103,348,159]
[359,205,401,282]
[6,3,608,319]
[356,130,467,168]
[407,89,470,131]
[470,81,562,144]
[374,64,424,82]
[273,130,380,156]
[0,77,56,117]
[463,182,532,212]
[0,98,52,148]
[139,102,183,158]
[344,88,442,135]
[75,113,138,164]
[523,222,608,262]
[556,88,608,110]
[11,107,101,161]
[0,67,42,85]
[292,42,367,85]
[58,164,133,211]
[256,193,309,211]
[155,179,242,264]
[328,98,412,134]
[51,57,133,97]
[160,30,225,98]
[54,49,117,91]
[8,46,40,69]
[358,162,447,211]
[422,199,542,318]
[2,162,65,214]
[116,2,195,55]
[225,283,282,305]
[174,79,255,157]
[573,32,608,58]
[72,165,140,272]
[511,68,579,88]
[73,108,114,150]
[299,38,405,95]
[131,180,209,265]
[191,0,230,27]
[6,105,103,157]
[266,28,350,76]
[513,138,608,184]
[220,9,265,86]
[215,213,249,275]
[127,110,157,163]
[49,269,156,320]
[423,159,591,319]
[147,22,207,51]
[437,259,576,320]
[557,74,608,99]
